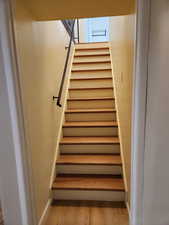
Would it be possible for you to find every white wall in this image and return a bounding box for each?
[0,1,33,224]
[143,1,169,224]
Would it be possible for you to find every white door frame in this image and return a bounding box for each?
[130,0,150,224]
[0,0,150,224]
[0,0,36,224]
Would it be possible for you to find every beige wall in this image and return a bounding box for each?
[74,19,87,43]
[22,0,135,21]
[11,0,74,222]
[109,14,135,204]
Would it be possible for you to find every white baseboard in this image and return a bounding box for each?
[38,199,52,225]
[126,202,131,224]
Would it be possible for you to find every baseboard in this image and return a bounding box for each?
[109,44,128,193]
[126,202,131,223]
[38,199,52,225]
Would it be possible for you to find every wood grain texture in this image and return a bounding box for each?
[51,200,125,207]
[52,175,124,191]
[73,61,111,64]
[67,97,115,101]
[69,87,113,90]
[71,69,112,72]
[74,53,110,57]
[70,76,112,80]
[90,207,129,225]
[45,205,128,225]
[60,137,120,145]
[75,47,109,51]
[56,154,122,165]
[65,108,116,113]
[63,121,118,127]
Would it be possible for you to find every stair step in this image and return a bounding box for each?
[69,87,114,99]
[68,97,114,101]
[73,61,111,65]
[67,97,115,109]
[75,42,109,45]
[73,56,110,64]
[56,155,122,174]
[70,76,113,89]
[74,53,110,57]
[69,87,113,91]
[75,47,109,51]
[60,137,120,145]
[72,62,111,70]
[71,70,112,79]
[52,200,126,207]
[72,68,111,72]
[65,108,116,113]
[68,87,114,98]
[52,175,124,191]
[65,109,116,122]
[56,154,121,165]
[60,144,120,154]
[63,121,118,128]
[70,76,112,81]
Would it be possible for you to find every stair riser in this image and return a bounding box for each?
[73,55,110,63]
[75,49,109,56]
[56,165,122,175]
[72,63,111,70]
[70,79,112,88]
[59,144,120,154]
[69,89,114,98]
[71,70,112,79]
[63,127,118,137]
[53,190,125,201]
[65,112,116,122]
[67,99,115,109]
[75,43,109,49]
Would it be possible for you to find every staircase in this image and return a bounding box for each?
[52,42,125,203]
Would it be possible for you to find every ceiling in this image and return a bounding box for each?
[23,0,135,21]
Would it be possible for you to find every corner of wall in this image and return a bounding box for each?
[109,44,129,193]
[49,45,75,188]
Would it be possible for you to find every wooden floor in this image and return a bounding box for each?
[46,205,129,225]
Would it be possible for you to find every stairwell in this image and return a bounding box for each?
[52,42,125,204]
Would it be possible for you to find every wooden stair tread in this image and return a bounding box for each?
[63,121,118,127]
[72,68,111,72]
[76,41,108,44]
[70,76,112,81]
[75,47,109,51]
[52,175,124,191]
[65,108,116,113]
[75,42,109,45]
[67,97,115,101]
[74,53,110,57]
[73,61,111,64]
[56,154,121,165]
[60,137,120,144]
[69,87,113,90]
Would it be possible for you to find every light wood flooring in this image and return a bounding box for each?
[46,204,129,225]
